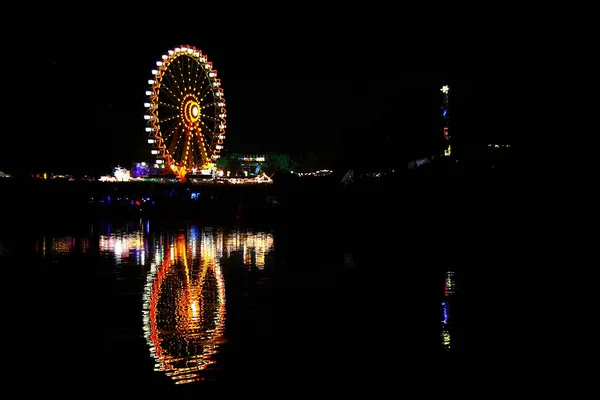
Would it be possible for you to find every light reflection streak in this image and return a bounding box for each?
[52,236,75,254]
[441,270,455,350]
[36,235,92,257]
[99,231,146,264]
[225,229,274,270]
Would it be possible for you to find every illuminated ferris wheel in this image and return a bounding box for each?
[144,45,226,180]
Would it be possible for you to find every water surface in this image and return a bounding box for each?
[1,216,460,391]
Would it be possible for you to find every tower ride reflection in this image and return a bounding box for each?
[441,270,455,350]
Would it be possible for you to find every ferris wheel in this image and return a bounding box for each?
[144,45,226,179]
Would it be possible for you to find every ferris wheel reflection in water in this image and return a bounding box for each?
[137,225,274,384]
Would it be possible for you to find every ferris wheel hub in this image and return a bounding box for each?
[182,95,201,125]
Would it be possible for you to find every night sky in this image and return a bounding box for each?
[1,9,499,177]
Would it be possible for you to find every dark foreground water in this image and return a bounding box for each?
[0,169,487,393]
[0,214,463,393]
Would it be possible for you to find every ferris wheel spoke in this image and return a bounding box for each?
[200,114,218,124]
[191,58,202,87]
[192,73,211,96]
[173,59,187,91]
[184,56,196,87]
[162,121,180,144]
[172,59,186,87]
[200,101,219,109]
[194,78,209,99]
[160,81,180,101]
[199,105,217,115]
[191,68,208,92]
[158,108,180,124]
[181,56,193,87]
[196,125,210,145]
[158,102,180,112]
[197,85,215,104]
[160,115,180,125]
[200,122,217,142]
[160,85,179,104]
[190,130,204,163]
[180,57,190,89]
[165,67,185,97]
[177,56,193,91]
[167,125,185,158]
[169,62,185,98]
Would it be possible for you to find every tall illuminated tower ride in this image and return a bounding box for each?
[441,85,451,156]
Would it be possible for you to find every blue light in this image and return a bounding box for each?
[442,302,449,324]
[190,225,199,243]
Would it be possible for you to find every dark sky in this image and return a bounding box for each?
[1,9,498,176]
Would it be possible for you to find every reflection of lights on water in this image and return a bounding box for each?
[444,271,455,296]
[99,231,146,263]
[441,329,451,348]
[142,232,226,385]
[52,237,75,254]
[441,270,455,350]
[34,221,274,385]
[37,229,94,257]
[79,237,91,254]
[226,230,274,270]
[142,225,273,384]
[441,301,449,325]
[190,225,199,243]
[37,236,88,257]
